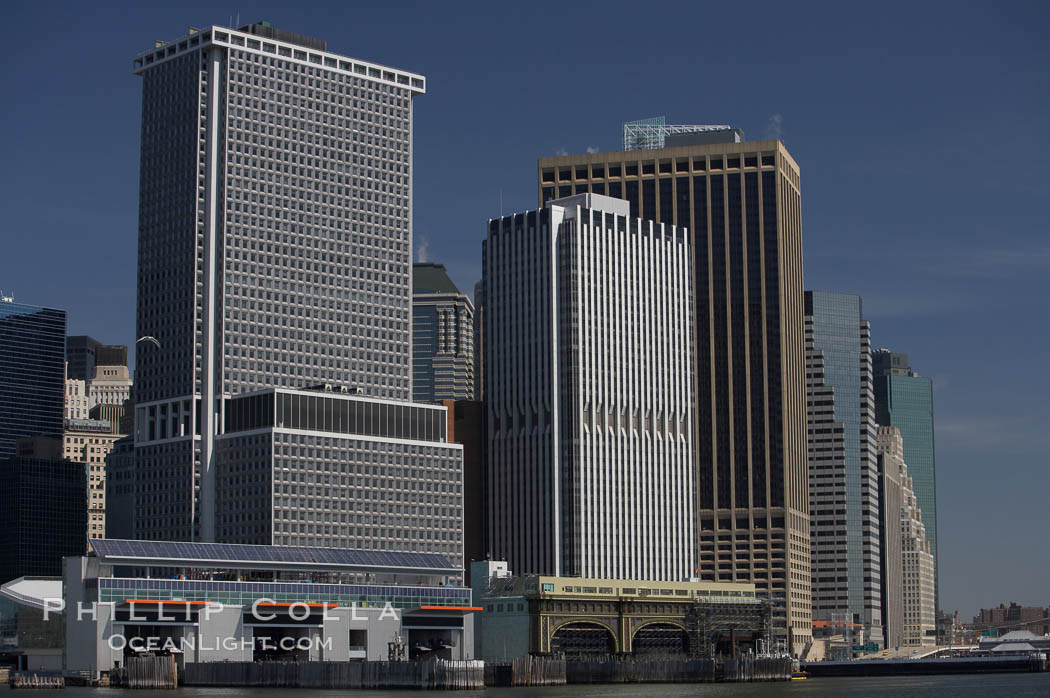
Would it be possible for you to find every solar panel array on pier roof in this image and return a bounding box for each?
[89,539,454,573]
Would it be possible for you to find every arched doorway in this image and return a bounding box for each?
[551,622,616,658]
[632,622,688,655]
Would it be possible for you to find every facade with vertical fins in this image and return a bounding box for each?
[483,194,695,581]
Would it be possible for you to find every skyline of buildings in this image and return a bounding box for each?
[538,139,811,653]
[482,193,696,582]
[0,19,972,665]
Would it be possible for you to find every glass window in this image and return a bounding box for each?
[625,180,639,217]
[642,180,655,220]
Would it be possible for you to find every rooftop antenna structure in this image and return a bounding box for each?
[623,116,733,150]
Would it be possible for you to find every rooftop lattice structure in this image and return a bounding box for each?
[623,117,733,150]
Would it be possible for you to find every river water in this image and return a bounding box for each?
[9,673,1048,696]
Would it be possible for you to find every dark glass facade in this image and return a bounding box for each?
[136,52,202,406]
[222,390,447,442]
[0,457,87,582]
[0,301,66,460]
[66,335,102,381]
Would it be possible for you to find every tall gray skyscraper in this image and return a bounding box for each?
[805,291,882,647]
[483,193,695,581]
[412,263,474,402]
[131,23,427,542]
[872,349,938,611]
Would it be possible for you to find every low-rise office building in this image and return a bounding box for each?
[133,387,465,572]
[59,539,476,677]
[471,561,769,661]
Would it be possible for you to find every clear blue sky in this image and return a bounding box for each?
[1,1,1046,618]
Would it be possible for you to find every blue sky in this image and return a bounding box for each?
[1,1,1046,618]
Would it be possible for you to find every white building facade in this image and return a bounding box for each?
[482,193,695,580]
[877,426,935,647]
[87,364,133,410]
[65,377,89,420]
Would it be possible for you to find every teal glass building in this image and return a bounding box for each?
[873,350,937,610]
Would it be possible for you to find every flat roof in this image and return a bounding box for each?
[132,25,425,94]
[89,539,454,575]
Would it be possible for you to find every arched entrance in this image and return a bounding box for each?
[632,622,688,655]
[551,621,616,658]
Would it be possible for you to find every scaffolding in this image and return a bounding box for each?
[684,599,772,658]
[623,117,733,150]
